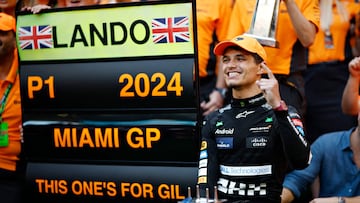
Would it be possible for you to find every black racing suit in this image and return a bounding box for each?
[197,93,310,203]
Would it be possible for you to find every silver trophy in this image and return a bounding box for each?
[244,0,280,48]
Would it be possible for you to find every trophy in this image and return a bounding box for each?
[244,0,280,48]
[178,185,227,203]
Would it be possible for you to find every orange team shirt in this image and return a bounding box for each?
[227,0,320,75]
[196,0,233,78]
[0,49,22,172]
[308,1,360,64]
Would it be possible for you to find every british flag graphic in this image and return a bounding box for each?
[18,25,53,50]
[152,16,190,44]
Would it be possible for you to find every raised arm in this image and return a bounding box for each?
[342,57,360,115]
[257,63,310,169]
[283,0,318,47]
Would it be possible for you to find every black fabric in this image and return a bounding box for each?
[0,168,24,203]
[198,94,310,202]
[304,61,357,143]
[275,74,304,117]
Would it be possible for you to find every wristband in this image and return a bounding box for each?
[214,88,227,98]
[273,100,288,111]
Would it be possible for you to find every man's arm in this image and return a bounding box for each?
[257,64,310,169]
[281,188,295,203]
[310,196,360,203]
[281,140,323,202]
[342,57,360,115]
[283,0,318,47]
[200,56,227,116]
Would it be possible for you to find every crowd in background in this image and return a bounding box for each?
[1,0,360,203]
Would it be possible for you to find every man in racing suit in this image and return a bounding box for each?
[197,35,310,203]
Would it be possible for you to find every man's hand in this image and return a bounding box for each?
[21,4,51,14]
[255,63,282,108]
[200,91,224,116]
[309,197,339,203]
[282,0,317,47]
[349,56,360,80]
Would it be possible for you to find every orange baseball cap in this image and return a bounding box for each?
[213,35,267,61]
[0,13,16,32]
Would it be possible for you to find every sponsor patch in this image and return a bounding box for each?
[291,118,303,127]
[199,159,207,168]
[289,111,300,119]
[200,141,207,150]
[198,176,207,184]
[219,165,272,176]
[215,128,234,135]
[216,121,224,127]
[248,95,265,103]
[249,125,272,133]
[217,177,267,196]
[246,136,268,148]
[296,126,305,136]
[198,168,207,176]
[265,117,273,123]
[216,137,233,149]
[199,150,208,159]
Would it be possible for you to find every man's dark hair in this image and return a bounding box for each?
[253,53,263,64]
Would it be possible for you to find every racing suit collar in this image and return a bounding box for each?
[231,93,266,108]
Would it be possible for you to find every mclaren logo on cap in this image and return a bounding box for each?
[235,37,244,41]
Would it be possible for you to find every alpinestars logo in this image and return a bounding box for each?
[236,110,255,118]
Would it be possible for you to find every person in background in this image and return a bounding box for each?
[225,0,320,117]
[197,34,310,203]
[282,69,360,202]
[303,0,360,144]
[56,0,99,7]
[23,0,99,13]
[282,126,360,203]
[0,0,24,17]
[0,13,23,203]
[197,0,233,116]
[350,7,360,57]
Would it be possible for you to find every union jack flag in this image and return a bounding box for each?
[18,25,53,50]
[152,16,190,44]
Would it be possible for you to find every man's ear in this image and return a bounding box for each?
[257,63,264,75]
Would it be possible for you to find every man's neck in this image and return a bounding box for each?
[0,53,14,80]
[0,8,16,18]
[232,85,262,99]
[351,127,360,168]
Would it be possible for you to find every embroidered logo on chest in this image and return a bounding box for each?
[236,110,255,118]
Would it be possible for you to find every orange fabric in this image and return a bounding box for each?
[196,0,233,78]
[227,0,320,75]
[308,1,360,64]
[0,13,16,32]
[0,49,22,172]
[214,34,267,61]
